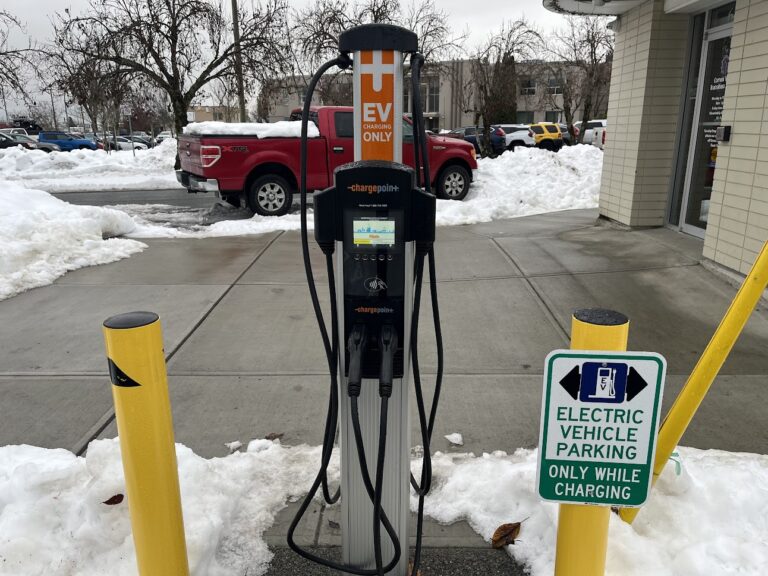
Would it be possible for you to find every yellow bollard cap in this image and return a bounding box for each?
[104,311,159,330]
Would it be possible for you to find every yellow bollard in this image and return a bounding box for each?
[103,311,189,576]
[554,308,629,576]
[620,240,768,524]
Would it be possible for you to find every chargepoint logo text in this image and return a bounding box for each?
[355,306,394,314]
[348,183,400,195]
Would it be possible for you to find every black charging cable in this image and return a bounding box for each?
[408,51,445,576]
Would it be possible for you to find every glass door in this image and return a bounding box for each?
[679,5,734,237]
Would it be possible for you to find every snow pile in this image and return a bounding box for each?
[1,440,766,576]
[184,120,319,138]
[419,447,768,576]
[0,439,333,576]
[444,433,464,446]
[0,140,179,193]
[436,144,602,226]
[123,146,603,239]
[0,181,145,300]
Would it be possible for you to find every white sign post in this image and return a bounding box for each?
[537,350,666,507]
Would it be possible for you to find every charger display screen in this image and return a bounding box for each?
[352,219,396,246]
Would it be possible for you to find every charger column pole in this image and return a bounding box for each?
[336,25,418,576]
[554,308,629,576]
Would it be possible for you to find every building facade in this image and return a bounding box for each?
[187,105,238,123]
[545,0,768,276]
[263,60,593,131]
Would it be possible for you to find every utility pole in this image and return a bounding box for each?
[49,89,58,131]
[231,0,247,122]
[0,85,8,124]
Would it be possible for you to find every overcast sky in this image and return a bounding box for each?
[5,0,567,47]
[2,0,568,116]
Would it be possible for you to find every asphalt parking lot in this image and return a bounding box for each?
[2,207,767,574]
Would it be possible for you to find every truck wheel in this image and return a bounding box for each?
[248,174,293,216]
[437,165,470,201]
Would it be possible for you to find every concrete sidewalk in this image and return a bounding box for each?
[2,208,767,575]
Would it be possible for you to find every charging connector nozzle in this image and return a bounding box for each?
[378,325,398,398]
[347,324,367,397]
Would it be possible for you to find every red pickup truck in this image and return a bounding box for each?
[177,106,477,216]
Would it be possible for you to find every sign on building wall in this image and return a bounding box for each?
[537,350,666,507]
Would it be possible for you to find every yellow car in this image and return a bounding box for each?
[529,123,564,151]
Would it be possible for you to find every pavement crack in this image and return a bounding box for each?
[491,237,570,343]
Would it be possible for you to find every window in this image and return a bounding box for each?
[520,78,536,96]
[427,76,440,113]
[403,85,410,113]
[464,127,476,136]
[213,111,224,121]
[516,111,534,124]
[402,119,413,141]
[708,2,735,28]
[530,125,545,134]
[547,78,563,95]
[586,121,604,129]
[545,125,559,134]
[545,111,560,123]
[334,111,354,138]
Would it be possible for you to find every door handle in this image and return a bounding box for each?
[333,146,344,153]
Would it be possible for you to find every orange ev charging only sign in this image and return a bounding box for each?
[355,50,401,162]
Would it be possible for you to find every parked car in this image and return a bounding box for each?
[155,130,174,143]
[498,124,535,151]
[11,118,44,135]
[113,136,148,151]
[177,106,478,215]
[573,119,607,145]
[10,133,61,152]
[37,131,98,151]
[0,132,34,150]
[446,125,506,156]
[591,125,607,150]
[529,123,564,151]
[558,124,575,146]
[129,135,154,148]
[0,127,29,137]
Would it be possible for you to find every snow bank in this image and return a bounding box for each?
[0,439,333,576]
[184,120,319,138]
[0,140,179,193]
[435,144,602,226]
[418,446,768,576]
[0,181,145,300]
[124,146,603,239]
[1,440,765,576]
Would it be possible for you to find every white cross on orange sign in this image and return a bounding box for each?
[358,50,397,92]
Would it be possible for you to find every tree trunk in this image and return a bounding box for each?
[171,96,189,169]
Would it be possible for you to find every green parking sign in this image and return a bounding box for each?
[537,350,666,507]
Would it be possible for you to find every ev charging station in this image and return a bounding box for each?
[289,23,442,576]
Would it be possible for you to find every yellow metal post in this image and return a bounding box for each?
[620,241,768,524]
[554,308,629,576]
[103,311,189,576]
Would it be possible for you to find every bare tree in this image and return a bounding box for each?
[0,10,36,120]
[55,0,290,143]
[470,20,539,156]
[543,16,613,142]
[289,0,464,104]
